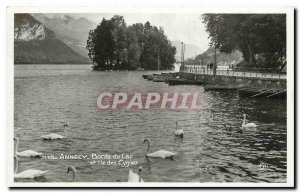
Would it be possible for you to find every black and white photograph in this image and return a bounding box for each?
[6,6,294,187]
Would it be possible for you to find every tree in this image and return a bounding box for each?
[125,27,141,69]
[111,15,127,69]
[86,18,115,70]
[202,14,286,70]
[87,16,176,70]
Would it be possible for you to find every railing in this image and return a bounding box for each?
[182,65,286,80]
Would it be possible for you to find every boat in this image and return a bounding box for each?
[267,90,287,99]
[169,72,179,78]
[204,85,239,91]
[153,77,168,82]
[168,78,203,86]
[147,75,155,80]
[142,72,178,79]
[238,87,286,99]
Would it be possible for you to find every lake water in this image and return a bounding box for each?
[14,65,287,183]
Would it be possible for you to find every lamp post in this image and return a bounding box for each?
[213,44,217,76]
[181,42,185,68]
[157,48,160,71]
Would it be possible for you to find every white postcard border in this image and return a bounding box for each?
[6,6,294,187]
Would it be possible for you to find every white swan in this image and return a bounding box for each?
[174,121,184,138]
[41,124,69,140]
[14,155,48,178]
[242,114,257,128]
[128,166,144,182]
[66,166,76,182]
[14,137,43,157]
[143,138,176,159]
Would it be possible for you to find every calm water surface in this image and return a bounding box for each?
[14,65,287,183]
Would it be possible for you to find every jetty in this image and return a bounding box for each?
[180,65,286,99]
[141,64,286,100]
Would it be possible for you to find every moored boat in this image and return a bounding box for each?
[147,75,155,80]
[204,85,239,91]
[238,87,286,99]
[168,78,203,86]
[153,77,168,82]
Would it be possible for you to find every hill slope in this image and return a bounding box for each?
[14,14,90,64]
[185,47,243,66]
[32,13,97,58]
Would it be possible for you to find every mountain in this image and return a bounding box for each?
[14,14,89,64]
[171,40,204,62]
[185,47,243,66]
[32,14,97,58]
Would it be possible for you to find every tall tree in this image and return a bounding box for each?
[87,18,115,70]
[202,14,286,69]
[111,15,127,69]
[87,16,176,70]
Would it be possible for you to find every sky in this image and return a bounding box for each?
[65,13,211,53]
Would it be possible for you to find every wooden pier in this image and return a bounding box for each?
[183,65,286,80]
[179,65,286,100]
[142,67,287,100]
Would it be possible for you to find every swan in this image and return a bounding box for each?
[14,137,43,157]
[41,124,69,140]
[14,155,48,178]
[66,166,76,182]
[174,121,184,138]
[143,138,176,159]
[242,114,257,128]
[128,166,144,182]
